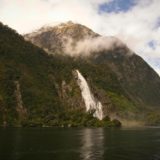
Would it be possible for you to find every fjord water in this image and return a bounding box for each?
[0,127,160,160]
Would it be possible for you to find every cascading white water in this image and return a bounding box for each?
[75,70,103,120]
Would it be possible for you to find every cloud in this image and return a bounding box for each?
[0,0,111,34]
[0,0,160,75]
[64,36,132,57]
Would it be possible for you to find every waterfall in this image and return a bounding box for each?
[15,81,24,109]
[75,70,103,120]
[14,81,27,120]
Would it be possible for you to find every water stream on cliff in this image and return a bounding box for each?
[75,70,103,120]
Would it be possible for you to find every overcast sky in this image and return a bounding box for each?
[0,0,160,75]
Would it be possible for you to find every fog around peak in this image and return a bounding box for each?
[64,36,132,57]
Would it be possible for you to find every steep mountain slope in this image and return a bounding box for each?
[25,21,160,109]
[1,21,160,127]
[94,49,160,108]
[0,22,60,126]
[0,22,121,127]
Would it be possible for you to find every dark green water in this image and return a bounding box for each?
[0,127,160,160]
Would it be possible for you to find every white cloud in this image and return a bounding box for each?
[0,0,160,75]
[64,36,130,57]
[0,0,112,33]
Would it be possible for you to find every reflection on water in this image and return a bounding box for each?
[80,128,104,160]
[0,127,160,160]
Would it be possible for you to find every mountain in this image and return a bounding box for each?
[25,21,160,108]
[0,22,120,127]
[24,21,99,55]
[0,21,160,127]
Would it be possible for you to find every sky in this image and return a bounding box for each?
[0,0,160,75]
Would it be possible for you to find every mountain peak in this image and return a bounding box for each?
[25,21,98,39]
[24,21,100,55]
[24,21,131,57]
